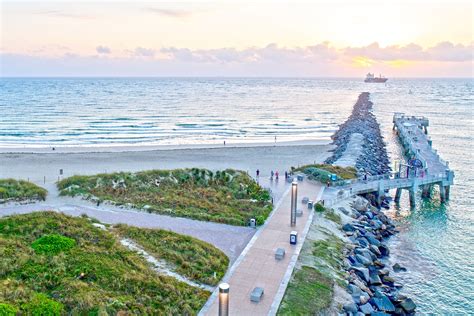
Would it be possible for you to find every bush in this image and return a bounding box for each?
[0,179,47,202]
[31,234,76,255]
[22,293,64,316]
[0,303,18,316]
[314,203,325,213]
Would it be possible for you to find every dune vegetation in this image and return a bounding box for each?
[113,224,228,286]
[0,211,229,315]
[57,168,272,226]
[0,179,47,203]
[293,164,357,185]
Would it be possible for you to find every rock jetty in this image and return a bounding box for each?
[326,92,391,176]
[341,197,416,315]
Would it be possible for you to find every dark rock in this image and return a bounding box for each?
[347,284,362,296]
[382,275,395,286]
[359,303,374,315]
[343,223,356,232]
[343,303,358,313]
[356,254,372,266]
[371,295,396,312]
[357,237,369,248]
[370,244,382,256]
[366,235,381,246]
[369,272,382,285]
[400,298,416,313]
[372,312,391,316]
[351,267,370,283]
[393,263,407,272]
[378,244,390,257]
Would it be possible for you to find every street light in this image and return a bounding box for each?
[218,283,230,316]
[291,179,298,226]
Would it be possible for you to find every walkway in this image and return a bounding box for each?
[201,180,323,316]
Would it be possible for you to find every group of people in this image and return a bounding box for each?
[256,169,289,180]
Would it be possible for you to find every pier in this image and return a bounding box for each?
[328,113,454,208]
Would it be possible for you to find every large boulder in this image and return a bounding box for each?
[343,223,356,232]
[354,197,368,211]
[351,267,370,283]
[359,303,374,315]
[400,298,417,313]
[343,303,358,313]
[393,263,407,272]
[370,295,395,312]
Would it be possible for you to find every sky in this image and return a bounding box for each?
[1,0,473,77]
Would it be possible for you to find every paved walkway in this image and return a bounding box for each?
[202,180,323,315]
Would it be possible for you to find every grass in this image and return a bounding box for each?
[0,211,213,315]
[293,164,357,185]
[312,234,346,275]
[0,179,47,202]
[323,209,342,225]
[113,224,229,286]
[278,225,348,315]
[57,168,272,226]
[277,266,333,315]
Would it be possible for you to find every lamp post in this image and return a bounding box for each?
[291,179,298,226]
[218,283,230,316]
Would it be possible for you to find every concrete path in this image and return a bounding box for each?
[201,180,323,315]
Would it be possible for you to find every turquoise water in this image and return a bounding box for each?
[1,78,473,313]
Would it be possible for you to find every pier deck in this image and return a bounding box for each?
[326,113,454,208]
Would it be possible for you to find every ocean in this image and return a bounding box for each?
[1,77,473,313]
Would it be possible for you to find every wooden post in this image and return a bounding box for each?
[394,188,402,204]
[439,183,446,203]
[421,185,431,198]
[409,188,416,209]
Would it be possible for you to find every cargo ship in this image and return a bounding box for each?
[364,73,388,83]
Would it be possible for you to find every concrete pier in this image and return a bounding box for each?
[336,113,454,209]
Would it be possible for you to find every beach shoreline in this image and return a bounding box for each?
[0,138,331,154]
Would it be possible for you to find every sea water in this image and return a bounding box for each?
[1,77,473,313]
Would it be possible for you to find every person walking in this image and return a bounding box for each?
[270,170,274,180]
[285,171,288,179]
[275,171,279,180]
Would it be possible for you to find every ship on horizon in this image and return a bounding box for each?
[364,73,388,83]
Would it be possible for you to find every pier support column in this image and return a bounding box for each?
[445,186,450,200]
[394,188,402,204]
[439,183,446,203]
[409,188,416,209]
[421,185,432,198]
[424,126,428,134]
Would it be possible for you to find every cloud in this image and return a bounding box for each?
[96,46,111,54]
[160,42,339,64]
[2,41,472,77]
[344,41,473,62]
[144,7,191,18]
[36,10,93,20]
[133,47,156,57]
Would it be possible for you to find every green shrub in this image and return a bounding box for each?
[314,203,325,213]
[0,303,18,316]
[31,234,76,255]
[22,293,63,316]
[0,212,210,314]
[0,179,47,202]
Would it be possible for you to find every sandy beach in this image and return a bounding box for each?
[0,142,333,185]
